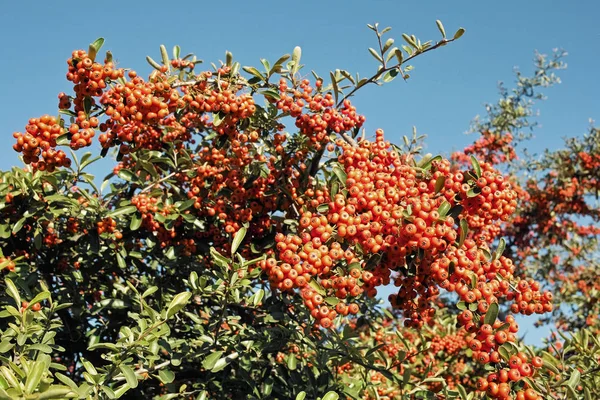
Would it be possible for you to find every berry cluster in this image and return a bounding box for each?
[277,78,365,146]
[12,115,70,171]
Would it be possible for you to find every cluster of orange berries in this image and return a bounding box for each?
[475,349,544,399]
[65,50,124,103]
[452,131,517,166]
[170,58,195,70]
[459,164,518,242]
[96,217,116,235]
[12,115,70,171]
[131,193,179,246]
[276,78,365,146]
[98,73,188,152]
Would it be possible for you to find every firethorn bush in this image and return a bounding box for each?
[0,20,598,400]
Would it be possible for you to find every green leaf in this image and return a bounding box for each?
[436,20,446,38]
[291,46,302,75]
[563,385,577,400]
[5,279,20,306]
[394,48,404,65]
[88,38,105,62]
[566,369,580,389]
[322,392,339,400]
[470,155,482,178]
[130,213,142,231]
[437,201,451,218]
[242,66,265,80]
[12,217,26,234]
[202,351,223,370]
[142,286,158,299]
[368,48,383,64]
[54,373,78,390]
[37,386,78,399]
[172,45,180,60]
[494,238,506,260]
[296,392,307,400]
[117,169,136,182]
[166,292,192,319]
[146,56,162,71]
[252,289,265,307]
[331,166,347,185]
[308,280,326,296]
[158,369,175,384]
[160,45,170,70]
[231,225,247,256]
[24,361,45,394]
[484,302,499,325]
[28,291,50,308]
[456,384,468,400]
[287,354,297,371]
[101,386,116,399]
[453,28,466,40]
[106,205,137,218]
[458,219,468,248]
[119,364,138,389]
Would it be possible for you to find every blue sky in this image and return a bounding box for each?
[1,1,598,344]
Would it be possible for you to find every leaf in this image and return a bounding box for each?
[456,384,468,400]
[172,45,180,59]
[566,369,580,389]
[453,28,466,40]
[368,48,383,64]
[470,155,482,178]
[322,392,339,400]
[119,364,138,389]
[106,205,137,219]
[24,361,45,394]
[331,166,347,185]
[330,71,339,105]
[252,289,265,307]
[394,48,404,65]
[382,38,395,53]
[5,278,20,306]
[308,280,326,296]
[37,386,78,399]
[436,20,446,38]
[458,219,468,248]
[146,56,163,71]
[12,217,26,234]
[142,286,158,299]
[202,351,223,370]
[434,176,446,194]
[242,66,265,80]
[166,292,192,319]
[291,46,302,75]
[484,302,499,325]
[160,45,170,70]
[117,169,136,182]
[437,201,451,218]
[231,225,247,256]
[296,392,307,400]
[55,372,78,390]
[287,354,297,371]
[158,369,175,384]
[130,213,142,231]
[88,37,105,62]
[494,238,506,260]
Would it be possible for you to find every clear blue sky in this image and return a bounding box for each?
[1,1,598,345]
